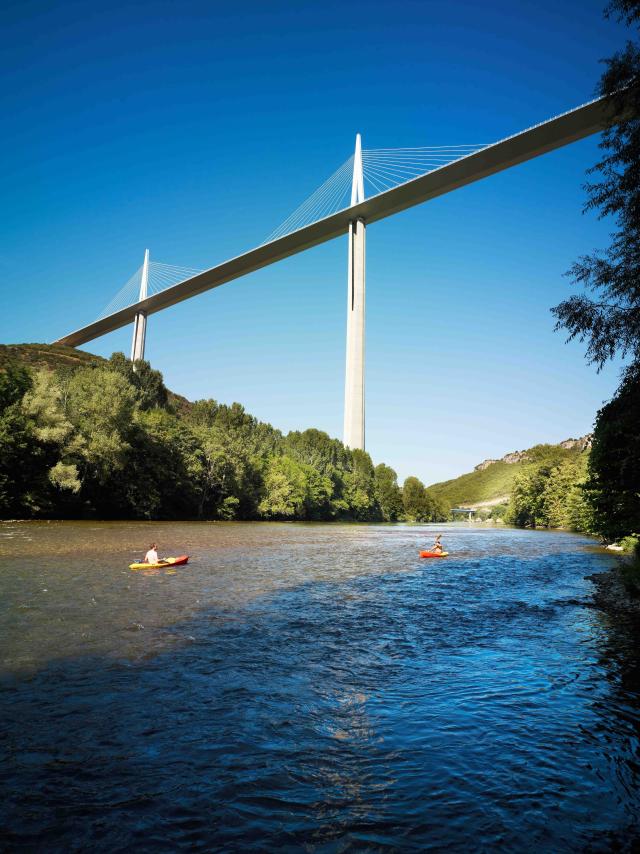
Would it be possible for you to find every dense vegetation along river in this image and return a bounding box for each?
[2,521,639,850]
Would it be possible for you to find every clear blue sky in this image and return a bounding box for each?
[0,0,630,484]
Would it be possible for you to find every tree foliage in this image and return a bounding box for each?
[0,353,441,523]
[506,453,593,533]
[402,476,429,521]
[586,363,640,540]
[0,360,32,412]
[552,2,640,367]
[550,1,640,543]
[103,352,169,410]
[374,463,404,521]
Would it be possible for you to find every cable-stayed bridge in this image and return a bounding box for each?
[55,95,616,449]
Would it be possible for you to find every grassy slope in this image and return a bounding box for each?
[428,444,586,509]
[428,461,520,509]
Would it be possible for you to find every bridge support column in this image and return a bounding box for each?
[343,134,366,450]
[131,249,149,366]
[343,217,366,449]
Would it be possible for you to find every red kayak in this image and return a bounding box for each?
[164,555,189,566]
[420,550,449,558]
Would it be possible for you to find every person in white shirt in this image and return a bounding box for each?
[144,543,159,564]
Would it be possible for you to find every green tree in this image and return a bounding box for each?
[22,371,81,496]
[259,455,308,519]
[103,352,169,410]
[540,455,592,530]
[185,398,282,518]
[120,410,202,519]
[586,363,640,540]
[507,467,551,528]
[0,360,32,412]
[403,476,431,522]
[0,369,83,516]
[0,406,43,516]
[302,466,334,519]
[426,490,450,523]
[193,428,245,519]
[506,453,594,532]
[284,429,351,475]
[374,463,403,521]
[344,449,379,520]
[552,2,640,369]
[65,366,136,485]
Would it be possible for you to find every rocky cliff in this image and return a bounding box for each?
[474,435,592,472]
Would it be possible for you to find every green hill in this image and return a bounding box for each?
[0,343,103,372]
[428,440,590,510]
[0,343,190,410]
[0,342,412,522]
[1,344,590,518]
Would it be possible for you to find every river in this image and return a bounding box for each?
[1,521,639,851]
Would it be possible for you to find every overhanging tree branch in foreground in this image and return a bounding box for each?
[552,1,640,370]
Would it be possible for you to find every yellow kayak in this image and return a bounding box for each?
[129,555,189,570]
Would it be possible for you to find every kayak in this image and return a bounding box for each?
[129,555,189,570]
[420,551,449,558]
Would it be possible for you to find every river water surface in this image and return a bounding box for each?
[2,521,640,851]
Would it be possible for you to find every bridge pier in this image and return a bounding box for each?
[131,249,149,366]
[343,135,366,450]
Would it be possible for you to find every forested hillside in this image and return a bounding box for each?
[0,345,448,523]
[1,345,636,543]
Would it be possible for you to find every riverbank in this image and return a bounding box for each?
[588,563,640,618]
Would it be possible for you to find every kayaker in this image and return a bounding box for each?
[144,543,159,564]
[432,535,444,554]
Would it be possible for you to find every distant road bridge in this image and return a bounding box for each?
[452,508,477,521]
[55,95,616,450]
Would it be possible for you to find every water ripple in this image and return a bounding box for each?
[1,522,640,850]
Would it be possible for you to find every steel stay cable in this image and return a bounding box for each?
[363,164,411,190]
[266,159,353,239]
[287,162,352,231]
[97,266,143,319]
[278,158,353,232]
[362,153,477,165]
[316,169,353,219]
[363,161,437,185]
[363,171,390,195]
[264,156,353,243]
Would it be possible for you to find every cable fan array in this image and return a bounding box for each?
[97,265,143,320]
[96,141,490,322]
[147,261,202,296]
[261,143,489,246]
[97,261,202,320]
[262,155,354,245]
[361,144,488,195]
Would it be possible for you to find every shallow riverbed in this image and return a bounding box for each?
[1,521,639,850]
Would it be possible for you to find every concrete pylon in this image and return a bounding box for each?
[131,249,149,366]
[343,134,366,450]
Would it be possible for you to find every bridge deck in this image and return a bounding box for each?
[56,96,615,348]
